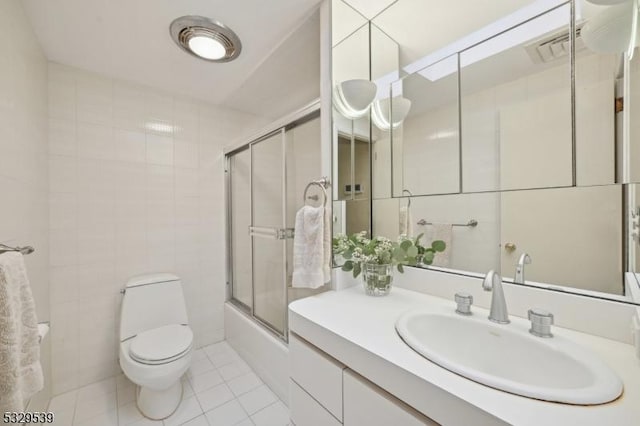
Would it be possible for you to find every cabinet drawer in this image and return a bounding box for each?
[290,379,342,426]
[290,333,345,420]
[344,369,438,426]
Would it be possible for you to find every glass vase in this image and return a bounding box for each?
[362,263,393,296]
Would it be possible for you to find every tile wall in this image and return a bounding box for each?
[48,63,268,394]
[0,0,51,410]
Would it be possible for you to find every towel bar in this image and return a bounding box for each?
[417,219,478,227]
[0,243,35,255]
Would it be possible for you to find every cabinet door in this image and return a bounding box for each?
[344,369,438,426]
[290,334,345,420]
[290,380,341,426]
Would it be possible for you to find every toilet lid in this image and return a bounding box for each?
[129,324,193,365]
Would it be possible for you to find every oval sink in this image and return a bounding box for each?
[396,309,623,405]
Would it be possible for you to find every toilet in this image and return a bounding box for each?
[119,273,193,420]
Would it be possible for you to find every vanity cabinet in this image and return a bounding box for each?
[290,332,437,426]
[343,369,438,426]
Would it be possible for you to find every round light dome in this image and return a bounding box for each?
[188,36,226,60]
[170,16,242,63]
[372,96,412,131]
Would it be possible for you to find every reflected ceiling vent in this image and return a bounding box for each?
[525,27,585,64]
[170,16,242,62]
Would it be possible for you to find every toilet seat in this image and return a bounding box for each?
[129,324,193,365]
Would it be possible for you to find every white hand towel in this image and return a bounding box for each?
[427,223,452,267]
[292,205,326,289]
[323,204,332,284]
[0,252,43,412]
[399,205,413,237]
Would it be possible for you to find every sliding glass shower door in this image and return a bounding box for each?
[250,130,288,334]
[226,111,322,340]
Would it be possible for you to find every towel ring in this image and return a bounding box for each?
[303,178,330,207]
[402,189,413,208]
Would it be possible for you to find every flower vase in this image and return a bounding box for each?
[362,263,393,296]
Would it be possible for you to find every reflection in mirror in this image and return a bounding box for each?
[331,8,373,246]
[373,184,628,299]
[632,45,640,182]
[391,55,460,197]
[461,4,572,192]
[336,125,370,202]
[332,0,367,47]
[575,1,619,186]
[577,0,637,184]
[332,23,370,202]
[499,185,623,295]
[373,192,500,273]
[346,0,640,304]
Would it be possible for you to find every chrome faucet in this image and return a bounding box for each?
[482,270,510,324]
[514,253,531,284]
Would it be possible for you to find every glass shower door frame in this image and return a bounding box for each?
[226,128,290,340]
[225,104,322,343]
[249,128,289,338]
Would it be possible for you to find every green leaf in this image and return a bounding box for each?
[397,263,404,273]
[432,240,446,252]
[353,262,362,278]
[423,251,435,263]
[392,246,405,260]
[400,240,412,251]
[407,246,418,258]
[342,260,353,272]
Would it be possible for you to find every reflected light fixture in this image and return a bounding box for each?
[582,0,638,58]
[371,96,412,131]
[332,79,377,119]
[170,16,242,62]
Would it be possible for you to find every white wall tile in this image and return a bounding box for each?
[114,81,146,132]
[49,155,77,193]
[146,133,174,165]
[175,141,199,169]
[76,72,113,126]
[49,118,77,157]
[48,63,76,121]
[77,123,115,160]
[47,64,268,394]
[49,192,77,230]
[115,129,146,163]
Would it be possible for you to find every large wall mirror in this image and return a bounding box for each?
[332,0,640,305]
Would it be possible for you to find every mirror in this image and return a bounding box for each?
[460,5,573,192]
[332,2,404,239]
[391,55,460,196]
[334,0,640,304]
[331,17,371,238]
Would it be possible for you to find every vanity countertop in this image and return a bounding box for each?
[288,286,640,426]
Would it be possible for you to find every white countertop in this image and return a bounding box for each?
[288,286,640,426]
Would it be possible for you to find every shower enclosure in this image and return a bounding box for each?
[225,107,325,340]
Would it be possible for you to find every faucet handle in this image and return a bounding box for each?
[454,293,473,316]
[528,308,554,338]
[482,270,501,291]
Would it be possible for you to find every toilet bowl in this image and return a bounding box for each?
[119,273,193,420]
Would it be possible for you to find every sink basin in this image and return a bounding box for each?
[396,309,623,405]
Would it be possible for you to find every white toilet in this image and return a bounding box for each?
[119,273,193,420]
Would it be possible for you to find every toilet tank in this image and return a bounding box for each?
[119,273,189,341]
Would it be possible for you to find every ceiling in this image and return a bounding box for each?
[22,0,321,115]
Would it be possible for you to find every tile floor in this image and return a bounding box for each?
[46,341,290,426]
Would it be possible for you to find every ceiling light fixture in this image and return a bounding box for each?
[371,96,412,131]
[332,79,377,119]
[170,16,242,62]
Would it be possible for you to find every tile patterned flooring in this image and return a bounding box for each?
[47,341,290,426]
